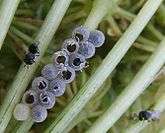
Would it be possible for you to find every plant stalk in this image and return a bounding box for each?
[84,0,118,30]
[115,7,164,41]
[10,26,33,44]
[15,118,34,133]
[87,38,165,133]
[0,0,21,49]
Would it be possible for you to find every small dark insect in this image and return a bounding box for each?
[24,53,36,65]
[28,42,39,54]
[24,42,40,65]
[133,110,160,122]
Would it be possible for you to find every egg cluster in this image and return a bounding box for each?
[13,26,105,123]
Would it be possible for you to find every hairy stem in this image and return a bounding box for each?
[87,38,165,133]
[45,0,163,132]
[0,0,72,132]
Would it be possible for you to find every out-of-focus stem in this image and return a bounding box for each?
[0,0,21,49]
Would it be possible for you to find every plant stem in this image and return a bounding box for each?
[159,128,165,133]
[15,9,34,16]
[65,110,103,133]
[8,31,27,60]
[115,7,164,41]
[147,23,164,41]
[10,26,33,44]
[137,36,157,46]
[84,0,118,30]
[107,15,122,36]
[0,0,21,49]
[45,0,163,132]
[87,38,165,133]
[13,20,38,32]
[0,0,72,132]
[15,118,34,133]
[124,94,165,133]
[130,0,145,12]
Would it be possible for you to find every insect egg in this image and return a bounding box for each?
[72,26,90,43]
[78,41,95,59]
[62,38,79,54]
[69,53,86,71]
[39,91,55,109]
[88,30,105,47]
[32,76,49,92]
[13,103,30,121]
[53,50,69,68]
[49,79,66,96]
[22,89,38,107]
[32,105,47,123]
[41,64,59,80]
[59,66,76,83]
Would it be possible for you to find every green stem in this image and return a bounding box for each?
[115,7,164,41]
[130,0,145,12]
[8,31,27,60]
[133,42,155,52]
[15,118,33,133]
[159,128,165,133]
[156,4,165,27]
[0,0,72,132]
[0,0,21,49]
[147,23,164,41]
[10,26,34,44]
[107,15,122,36]
[116,7,135,21]
[14,17,43,26]
[13,20,38,32]
[87,38,165,133]
[124,94,165,133]
[61,10,86,27]
[15,9,34,16]
[137,36,157,46]
[45,0,163,132]
[84,0,118,30]
[64,110,103,133]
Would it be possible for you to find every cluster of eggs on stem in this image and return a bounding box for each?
[13,26,105,123]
